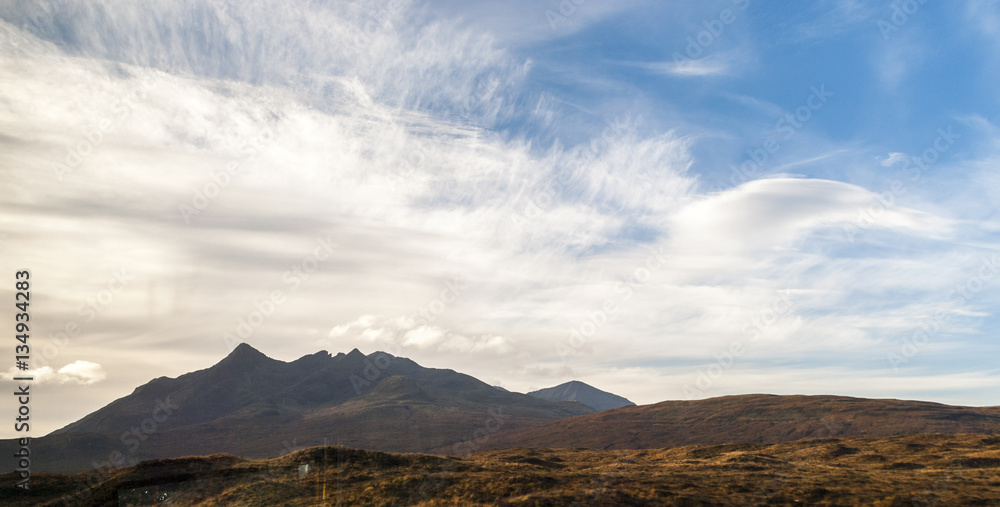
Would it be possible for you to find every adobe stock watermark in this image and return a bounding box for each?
[682,290,794,399]
[222,235,339,350]
[107,397,181,467]
[7,0,59,48]
[842,126,958,243]
[61,396,180,506]
[407,409,508,502]
[179,117,290,224]
[887,254,999,370]
[450,407,511,455]
[510,118,629,232]
[455,68,508,124]
[53,76,156,182]
[557,247,667,359]
[712,84,833,193]
[376,80,507,194]
[349,350,398,395]
[4,23,31,49]
[38,268,135,371]
[922,459,971,504]
[877,0,929,41]
[812,415,845,439]
[546,0,589,31]
[348,277,468,394]
[368,68,510,193]
[382,136,432,193]
[410,278,467,326]
[352,0,411,50]
[670,0,750,70]
[577,453,635,503]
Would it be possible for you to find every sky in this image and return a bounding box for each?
[1,0,999,438]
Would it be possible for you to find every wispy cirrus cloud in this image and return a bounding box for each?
[631,53,736,77]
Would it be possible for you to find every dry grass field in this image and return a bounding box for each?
[3,433,999,506]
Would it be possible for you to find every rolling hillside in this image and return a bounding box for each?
[472,393,1000,451]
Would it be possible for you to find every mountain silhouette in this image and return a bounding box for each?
[527,380,636,411]
[14,344,593,473]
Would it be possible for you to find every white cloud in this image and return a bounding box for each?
[0,361,106,385]
[0,366,55,383]
[402,326,446,348]
[880,152,909,167]
[633,52,737,77]
[57,361,107,385]
[670,177,953,260]
[326,315,512,355]
[428,0,646,46]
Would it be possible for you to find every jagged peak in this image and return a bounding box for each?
[218,342,273,369]
[291,349,334,368]
[300,349,332,359]
[344,348,366,360]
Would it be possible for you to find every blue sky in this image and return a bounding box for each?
[1,0,999,437]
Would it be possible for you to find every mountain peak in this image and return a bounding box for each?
[228,342,261,355]
[528,380,635,412]
[344,348,366,361]
[218,343,272,369]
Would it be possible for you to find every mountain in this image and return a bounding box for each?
[527,380,635,411]
[473,394,1000,451]
[8,344,594,473]
[11,346,1000,475]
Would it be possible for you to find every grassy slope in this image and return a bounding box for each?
[468,394,1000,452]
[3,433,999,506]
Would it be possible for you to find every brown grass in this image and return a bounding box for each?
[3,433,998,506]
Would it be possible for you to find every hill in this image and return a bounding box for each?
[4,344,593,473]
[3,433,999,505]
[527,380,635,411]
[473,393,1000,451]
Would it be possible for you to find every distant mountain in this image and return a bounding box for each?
[527,380,635,412]
[7,344,593,473]
[475,394,1000,451]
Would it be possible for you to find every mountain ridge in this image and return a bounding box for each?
[15,343,596,472]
